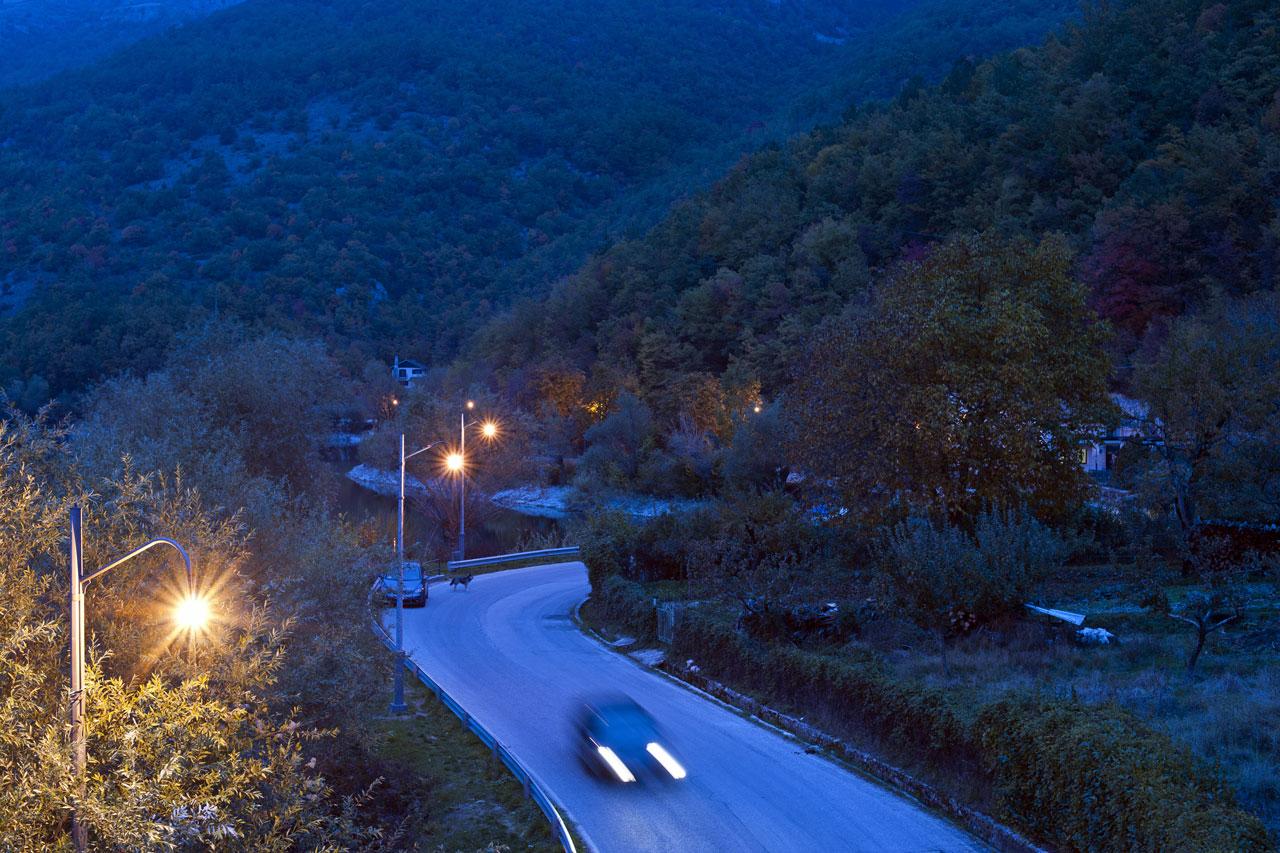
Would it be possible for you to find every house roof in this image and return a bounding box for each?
[396,359,427,370]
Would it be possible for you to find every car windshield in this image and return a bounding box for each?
[383,565,423,583]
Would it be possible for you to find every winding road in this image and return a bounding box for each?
[396,562,983,853]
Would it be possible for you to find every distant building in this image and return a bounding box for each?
[1081,393,1148,472]
[392,356,427,388]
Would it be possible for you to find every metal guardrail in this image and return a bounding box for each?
[369,579,578,853]
[447,545,580,572]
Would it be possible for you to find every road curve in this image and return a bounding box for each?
[396,563,982,853]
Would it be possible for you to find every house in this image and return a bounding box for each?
[1081,393,1148,473]
[392,356,427,388]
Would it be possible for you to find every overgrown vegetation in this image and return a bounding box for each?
[0,0,1072,400]
[0,328,541,846]
[364,680,558,852]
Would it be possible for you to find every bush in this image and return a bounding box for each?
[592,575,657,642]
[574,510,640,591]
[876,509,1064,657]
[975,697,1272,852]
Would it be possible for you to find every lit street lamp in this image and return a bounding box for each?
[390,435,445,714]
[68,505,206,853]
[454,401,499,562]
[386,412,501,712]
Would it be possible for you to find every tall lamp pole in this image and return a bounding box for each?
[454,401,498,562]
[69,505,205,853]
[390,435,443,714]
[459,406,468,561]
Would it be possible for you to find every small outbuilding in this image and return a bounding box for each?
[392,356,427,388]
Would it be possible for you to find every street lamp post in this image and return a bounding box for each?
[390,435,444,714]
[459,407,468,561]
[68,505,204,853]
[455,401,498,562]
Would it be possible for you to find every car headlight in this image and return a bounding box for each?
[596,745,636,783]
[646,742,687,779]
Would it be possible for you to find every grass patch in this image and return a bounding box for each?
[361,677,559,852]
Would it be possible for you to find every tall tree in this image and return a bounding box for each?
[791,232,1112,524]
[1133,292,1280,533]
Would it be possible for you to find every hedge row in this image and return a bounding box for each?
[975,697,1272,852]
[669,612,1272,852]
[669,612,968,763]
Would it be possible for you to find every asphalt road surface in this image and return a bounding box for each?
[396,562,983,853]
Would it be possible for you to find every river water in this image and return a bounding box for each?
[330,456,562,563]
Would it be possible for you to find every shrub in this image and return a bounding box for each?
[975,696,1272,852]
[575,511,640,591]
[592,575,656,642]
[875,509,1064,670]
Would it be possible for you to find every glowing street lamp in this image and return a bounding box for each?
[67,505,204,853]
[174,594,211,632]
[453,403,501,562]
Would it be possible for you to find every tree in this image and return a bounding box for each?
[1133,293,1280,536]
[686,493,830,640]
[580,392,654,486]
[722,400,789,493]
[791,232,1113,525]
[1155,538,1262,673]
[0,408,379,848]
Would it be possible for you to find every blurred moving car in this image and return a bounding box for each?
[378,561,427,608]
[574,695,687,783]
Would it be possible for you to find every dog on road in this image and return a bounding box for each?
[449,574,474,591]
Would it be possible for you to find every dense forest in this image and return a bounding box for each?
[473,0,1280,422]
[0,0,244,88]
[0,0,1074,402]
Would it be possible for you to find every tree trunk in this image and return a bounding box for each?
[1186,623,1207,672]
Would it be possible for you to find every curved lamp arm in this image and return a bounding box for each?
[405,439,445,461]
[80,538,193,589]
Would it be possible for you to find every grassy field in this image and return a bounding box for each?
[360,677,559,852]
[858,561,1280,834]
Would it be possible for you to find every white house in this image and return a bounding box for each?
[1081,393,1148,472]
[392,356,427,388]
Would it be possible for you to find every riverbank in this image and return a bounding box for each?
[349,465,709,520]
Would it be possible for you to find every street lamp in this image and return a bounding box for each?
[389,434,445,714]
[454,402,500,562]
[68,505,204,853]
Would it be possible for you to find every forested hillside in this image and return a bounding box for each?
[0,0,243,88]
[0,0,1073,403]
[474,0,1280,424]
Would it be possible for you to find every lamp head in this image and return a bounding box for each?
[445,452,465,473]
[175,595,210,631]
[481,420,498,440]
